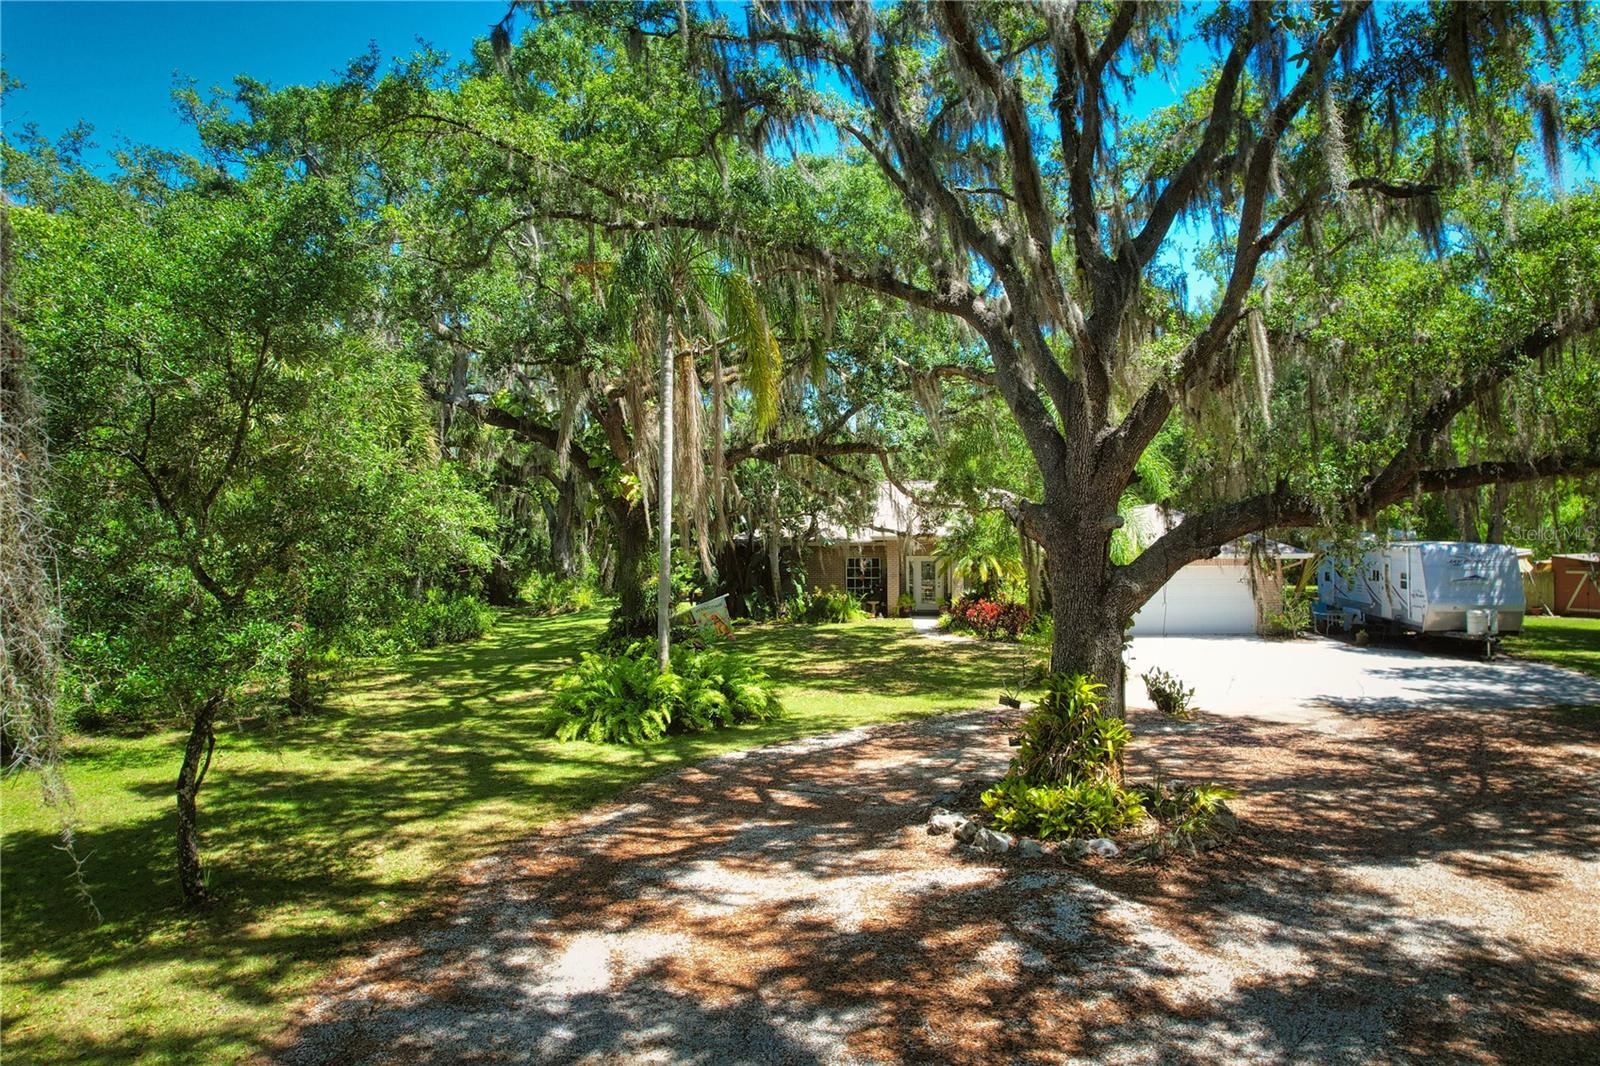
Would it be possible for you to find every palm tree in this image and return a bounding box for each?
[605,230,784,668]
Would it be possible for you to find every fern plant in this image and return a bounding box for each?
[543,641,782,744]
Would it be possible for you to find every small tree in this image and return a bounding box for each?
[8,154,488,904]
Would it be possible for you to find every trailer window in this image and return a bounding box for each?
[1370,568,1380,581]
[1399,571,1408,590]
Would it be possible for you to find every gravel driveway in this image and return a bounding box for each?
[266,686,1600,1066]
[1127,634,1600,724]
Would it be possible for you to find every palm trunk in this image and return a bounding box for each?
[656,328,674,671]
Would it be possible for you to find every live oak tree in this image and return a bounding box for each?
[249,42,924,629]
[500,1,1600,709]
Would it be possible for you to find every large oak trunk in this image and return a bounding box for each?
[175,694,220,906]
[610,499,652,621]
[1045,518,1129,719]
[549,472,584,580]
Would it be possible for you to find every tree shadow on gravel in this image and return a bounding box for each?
[271,703,1600,1064]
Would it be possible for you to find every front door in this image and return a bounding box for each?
[908,556,940,612]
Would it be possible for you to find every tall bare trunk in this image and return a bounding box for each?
[656,328,674,671]
[767,486,782,602]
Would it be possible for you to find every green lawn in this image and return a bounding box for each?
[1,611,1030,1066]
[1504,614,1600,679]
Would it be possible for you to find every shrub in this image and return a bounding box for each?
[398,591,493,649]
[1136,780,1237,836]
[1132,779,1240,859]
[1012,672,1131,784]
[1261,587,1312,639]
[1141,667,1196,720]
[981,671,1146,839]
[595,605,709,654]
[981,776,1146,839]
[521,572,600,616]
[793,587,866,624]
[542,642,782,744]
[942,593,1030,640]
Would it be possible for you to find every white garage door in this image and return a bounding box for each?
[1130,562,1257,636]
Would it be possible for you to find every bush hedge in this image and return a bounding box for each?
[942,593,1031,640]
[793,587,867,624]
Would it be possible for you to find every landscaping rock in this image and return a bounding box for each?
[1083,837,1120,858]
[927,811,968,835]
[973,828,1014,855]
[954,818,981,843]
[1018,838,1047,859]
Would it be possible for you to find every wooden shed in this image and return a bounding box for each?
[1521,556,1557,615]
[1551,553,1600,616]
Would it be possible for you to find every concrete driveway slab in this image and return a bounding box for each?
[1126,635,1600,724]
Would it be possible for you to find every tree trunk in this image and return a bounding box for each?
[176,694,221,906]
[1448,490,1480,541]
[609,499,651,622]
[287,657,313,714]
[550,473,583,579]
[657,329,675,671]
[484,556,520,606]
[1045,513,1128,719]
[767,487,782,603]
[1484,481,1512,544]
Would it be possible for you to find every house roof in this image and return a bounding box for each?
[1123,504,1316,560]
[813,480,952,543]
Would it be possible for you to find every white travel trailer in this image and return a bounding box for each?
[1315,540,1525,656]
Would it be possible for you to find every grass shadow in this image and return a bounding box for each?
[1,612,1026,1066]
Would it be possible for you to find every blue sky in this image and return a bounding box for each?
[2,1,504,162]
[3,2,1585,313]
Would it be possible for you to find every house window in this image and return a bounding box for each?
[845,557,883,601]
